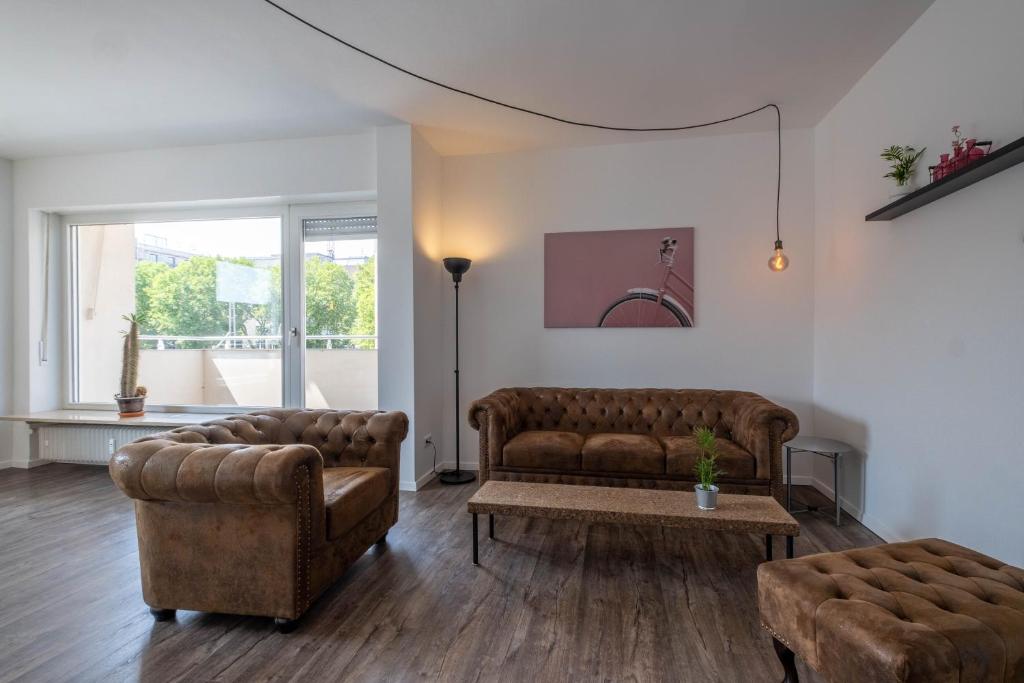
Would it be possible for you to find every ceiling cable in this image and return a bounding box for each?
[260,0,782,243]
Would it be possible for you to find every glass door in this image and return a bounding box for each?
[285,203,378,410]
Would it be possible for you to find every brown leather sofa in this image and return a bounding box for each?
[758,538,1024,682]
[469,388,799,503]
[109,408,408,631]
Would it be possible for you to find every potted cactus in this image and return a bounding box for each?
[114,314,148,417]
[693,425,723,510]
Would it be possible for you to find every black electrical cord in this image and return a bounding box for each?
[260,0,782,240]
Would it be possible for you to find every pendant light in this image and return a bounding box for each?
[766,105,788,272]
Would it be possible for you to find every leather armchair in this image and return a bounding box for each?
[110,409,408,631]
[470,388,798,502]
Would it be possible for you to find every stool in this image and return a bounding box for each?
[785,436,854,526]
[758,538,1024,682]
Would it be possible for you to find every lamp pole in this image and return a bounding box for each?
[440,258,475,485]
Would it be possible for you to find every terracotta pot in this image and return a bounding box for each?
[115,395,146,417]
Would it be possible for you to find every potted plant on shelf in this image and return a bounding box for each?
[693,425,723,510]
[880,144,927,198]
[114,314,148,417]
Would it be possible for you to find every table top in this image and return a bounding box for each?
[468,481,799,536]
[785,435,855,454]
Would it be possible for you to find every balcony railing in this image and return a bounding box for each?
[139,334,377,350]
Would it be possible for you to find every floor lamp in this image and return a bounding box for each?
[440,257,475,485]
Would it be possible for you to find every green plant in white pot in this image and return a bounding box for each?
[693,425,723,510]
[881,144,926,197]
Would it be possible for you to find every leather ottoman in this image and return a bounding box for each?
[758,538,1024,682]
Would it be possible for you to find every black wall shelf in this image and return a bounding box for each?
[866,134,1024,221]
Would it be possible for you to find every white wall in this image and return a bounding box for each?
[813,0,1024,565]
[411,131,445,484]
[441,129,818,476]
[0,158,12,467]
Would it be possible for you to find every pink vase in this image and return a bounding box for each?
[966,138,986,165]
[937,153,951,179]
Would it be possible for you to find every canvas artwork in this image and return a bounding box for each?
[544,227,694,328]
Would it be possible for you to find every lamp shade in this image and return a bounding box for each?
[443,257,472,282]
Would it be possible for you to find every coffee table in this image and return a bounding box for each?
[467,481,799,565]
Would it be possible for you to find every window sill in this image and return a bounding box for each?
[0,410,230,428]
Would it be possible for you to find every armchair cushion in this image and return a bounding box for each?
[661,436,758,480]
[323,467,391,540]
[503,431,583,470]
[581,433,665,475]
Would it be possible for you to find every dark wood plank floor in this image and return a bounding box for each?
[0,464,881,683]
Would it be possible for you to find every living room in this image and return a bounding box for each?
[1,1,1022,681]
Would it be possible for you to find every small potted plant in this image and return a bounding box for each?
[114,314,148,417]
[693,425,723,510]
[880,144,927,197]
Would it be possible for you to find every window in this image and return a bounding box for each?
[67,204,378,411]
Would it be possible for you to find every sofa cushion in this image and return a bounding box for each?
[660,435,757,480]
[323,467,391,540]
[581,433,665,475]
[503,431,583,470]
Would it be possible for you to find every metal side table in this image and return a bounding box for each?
[784,436,854,527]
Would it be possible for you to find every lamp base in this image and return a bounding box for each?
[438,469,477,485]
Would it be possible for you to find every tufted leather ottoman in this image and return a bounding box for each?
[758,538,1024,682]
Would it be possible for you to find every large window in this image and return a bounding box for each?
[68,205,377,410]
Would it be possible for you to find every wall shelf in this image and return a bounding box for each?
[865,134,1024,221]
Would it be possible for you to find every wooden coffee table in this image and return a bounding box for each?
[467,481,799,565]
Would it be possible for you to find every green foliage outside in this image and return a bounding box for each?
[352,256,376,349]
[133,255,376,349]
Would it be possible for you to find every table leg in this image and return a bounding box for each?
[786,535,795,559]
[786,445,793,512]
[834,453,842,527]
[488,513,494,539]
[765,534,773,561]
[472,513,478,566]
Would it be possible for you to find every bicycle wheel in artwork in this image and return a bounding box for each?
[544,227,694,328]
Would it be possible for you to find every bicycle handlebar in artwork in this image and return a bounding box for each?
[544,227,694,328]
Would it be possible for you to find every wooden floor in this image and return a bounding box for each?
[0,464,881,683]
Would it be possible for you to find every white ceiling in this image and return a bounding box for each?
[0,0,934,159]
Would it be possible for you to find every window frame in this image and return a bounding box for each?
[62,200,377,414]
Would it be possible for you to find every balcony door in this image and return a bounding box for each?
[285,203,378,410]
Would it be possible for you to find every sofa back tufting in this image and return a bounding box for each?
[138,409,408,469]
[512,388,748,438]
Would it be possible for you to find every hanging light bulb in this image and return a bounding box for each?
[768,239,789,272]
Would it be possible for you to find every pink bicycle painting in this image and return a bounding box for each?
[544,227,695,328]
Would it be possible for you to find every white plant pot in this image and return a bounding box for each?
[695,484,719,510]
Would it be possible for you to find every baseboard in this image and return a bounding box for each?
[400,460,479,492]
[10,459,51,470]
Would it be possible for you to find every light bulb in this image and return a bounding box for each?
[768,239,789,272]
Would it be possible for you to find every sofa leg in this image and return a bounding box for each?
[274,617,298,634]
[772,638,799,683]
[149,608,176,622]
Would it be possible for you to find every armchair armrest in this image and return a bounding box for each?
[468,389,522,482]
[730,394,799,485]
[109,440,324,506]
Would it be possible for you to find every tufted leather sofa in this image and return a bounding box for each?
[469,388,799,503]
[758,538,1024,682]
[109,408,408,630]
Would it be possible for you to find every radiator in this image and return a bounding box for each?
[37,425,168,465]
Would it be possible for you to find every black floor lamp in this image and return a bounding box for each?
[439,257,475,485]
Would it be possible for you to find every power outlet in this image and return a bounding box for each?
[423,433,433,445]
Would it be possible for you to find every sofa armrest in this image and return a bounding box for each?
[468,389,522,482]
[730,395,799,485]
[109,440,325,506]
